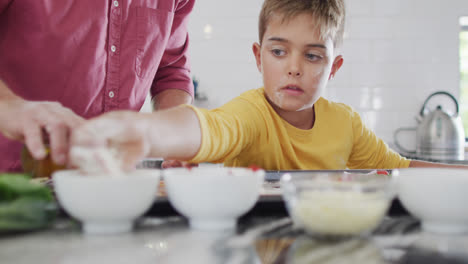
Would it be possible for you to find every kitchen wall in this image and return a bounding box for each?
[156,0,468,150]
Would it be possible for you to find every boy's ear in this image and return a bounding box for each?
[252,43,262,73]
[329,55,344,80]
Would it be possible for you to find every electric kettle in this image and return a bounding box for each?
[394,91,465,161]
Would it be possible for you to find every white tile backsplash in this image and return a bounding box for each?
[341,39,372,63]
[372,0,407,16]
[347,0,372,16]
[346,17,397,39]
[186,0,468,149]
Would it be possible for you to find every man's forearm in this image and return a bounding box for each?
[153,89,193,110]
[0,79,20,101]
[0,80,24,118]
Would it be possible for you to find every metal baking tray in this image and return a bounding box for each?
[145,170,408,218]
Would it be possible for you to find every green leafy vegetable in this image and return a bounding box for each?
[0,174,57,232]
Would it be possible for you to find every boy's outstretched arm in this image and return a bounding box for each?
[147,106,201,160]
[69,106,201,170]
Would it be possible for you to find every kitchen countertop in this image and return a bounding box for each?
[2,215,468,264]
[398,152,468,165]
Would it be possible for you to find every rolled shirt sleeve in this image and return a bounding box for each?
[151,0,195,98]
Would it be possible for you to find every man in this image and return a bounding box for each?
[0,0,195,171]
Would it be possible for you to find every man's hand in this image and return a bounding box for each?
[0,98,84,165]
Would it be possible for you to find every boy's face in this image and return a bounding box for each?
[253,13,343,113]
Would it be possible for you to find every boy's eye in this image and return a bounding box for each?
[271,49,285,56]
[305,53,322,61]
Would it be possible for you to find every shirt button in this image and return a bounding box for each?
[113,1,119,7]
[109,91,115,98]
[111,45,116,52]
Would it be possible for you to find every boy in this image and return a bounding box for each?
[69,0,464,171]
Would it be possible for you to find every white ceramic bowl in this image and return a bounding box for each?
[53,169,160,234]
[281,171,394,239]
[394,168,468,234]
[163,167,264,231]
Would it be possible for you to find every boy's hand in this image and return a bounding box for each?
[70,111,151,171]
[0,98,84,165]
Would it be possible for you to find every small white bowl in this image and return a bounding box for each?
[163,167,264,231]
[53,169,160,234]
[394,168,468,234]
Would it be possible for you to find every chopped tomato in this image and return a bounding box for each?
[248,164,262,172]
[376,170,389,175]
[183,164,194,170]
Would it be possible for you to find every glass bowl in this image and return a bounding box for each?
[280,171,395,240]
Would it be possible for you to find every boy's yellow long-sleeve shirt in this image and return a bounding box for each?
[186,88,410,170]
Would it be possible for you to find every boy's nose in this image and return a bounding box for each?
[288,70,302,77]
[288,55,302,77]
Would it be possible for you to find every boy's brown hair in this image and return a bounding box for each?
[258,0,346,47]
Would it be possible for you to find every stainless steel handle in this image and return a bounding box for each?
[419,91,459,117]
[393,127,417,154]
